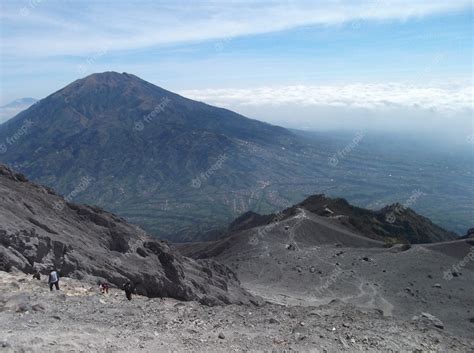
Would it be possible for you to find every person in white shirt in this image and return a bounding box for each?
[48,269,60,291]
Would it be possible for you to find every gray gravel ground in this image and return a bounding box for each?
[1,271,473,352]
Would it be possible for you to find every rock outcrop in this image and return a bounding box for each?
[0,164,258,305]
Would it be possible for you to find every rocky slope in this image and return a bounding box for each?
[1,271,472,352]
[0,164,257,306]
[177,207,474,339]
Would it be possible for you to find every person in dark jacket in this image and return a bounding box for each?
[48,269,60,291]
[100,282,109,294]
[122,281,133,300]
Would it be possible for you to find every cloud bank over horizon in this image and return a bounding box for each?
[182,83,473,140]
[182,83,472,113]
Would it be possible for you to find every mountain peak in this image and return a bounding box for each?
[53,71,158,99]
[68,71,145,91]
[81,71,138,83]
[48,71,172,116]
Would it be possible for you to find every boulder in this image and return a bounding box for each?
[412,312,444,329]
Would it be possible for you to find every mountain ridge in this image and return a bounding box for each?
[200,193,459,245]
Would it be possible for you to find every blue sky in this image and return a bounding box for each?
[0,0,472,137]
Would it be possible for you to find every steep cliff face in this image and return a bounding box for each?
[0,164,258,306]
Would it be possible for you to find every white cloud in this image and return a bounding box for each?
[180,83,473,139]
[181,83,473,113]
[1,0,471,57]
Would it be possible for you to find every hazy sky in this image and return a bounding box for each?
[0,0,472,138]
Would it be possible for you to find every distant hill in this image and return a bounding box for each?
[0,163,256,305]
[0,98,37,124]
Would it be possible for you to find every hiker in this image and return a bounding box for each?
[100,282,109,294]
[122,281,133,300]
[33,271,41,280]
[48,269,60,291]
